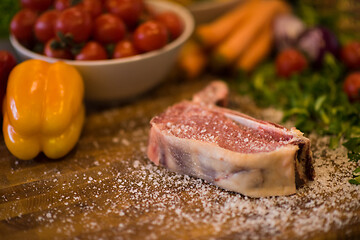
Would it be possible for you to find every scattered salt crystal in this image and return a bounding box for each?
[121,139,130,146]
[140,146,147,153]
[133,160,140,168]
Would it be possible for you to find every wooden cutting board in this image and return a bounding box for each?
[0,78,359,240]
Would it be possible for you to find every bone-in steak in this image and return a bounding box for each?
[147,83,314,197]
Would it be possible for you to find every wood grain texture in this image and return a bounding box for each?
[0,78,359,240]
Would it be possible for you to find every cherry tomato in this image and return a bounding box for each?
[77,0,103,19]
[44,38,73,59]
[34,10,60,43]
[340,42,360,70]
[20,0,53,12]
[54,0,71,11]
[276,48,307,78]
[10,9,38,44]
[133,20,168,52]
[343,72,360,102]
[55,7,92,43]
[113,40,139,58]
[154,11,183,40]
[75,41,108,60]
[105,0,144,27]
[93,13,126,44]
[0,51,17,117]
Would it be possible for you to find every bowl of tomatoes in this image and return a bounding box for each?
[10,0,194,102]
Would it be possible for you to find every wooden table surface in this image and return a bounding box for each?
[0,78,359,240]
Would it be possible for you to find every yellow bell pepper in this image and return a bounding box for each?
[2,59,85,160]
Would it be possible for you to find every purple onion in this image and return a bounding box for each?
[297,27,340,68]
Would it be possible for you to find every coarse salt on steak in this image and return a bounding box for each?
[147,82,314,197]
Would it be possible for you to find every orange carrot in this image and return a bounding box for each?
[212,0,290,67]
[195,0,260,48]
[178,40,208,79]
[236,25,273,72]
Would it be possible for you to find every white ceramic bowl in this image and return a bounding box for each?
[10,0,194,102]
[189,0,243,24]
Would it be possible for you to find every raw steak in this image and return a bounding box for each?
[192,80,229,107]
[147,83,314,197]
